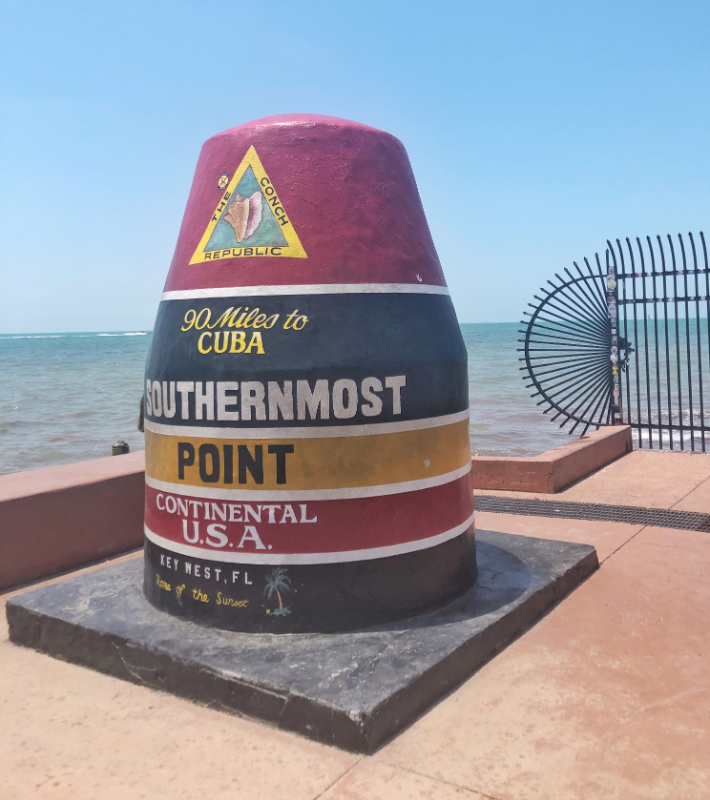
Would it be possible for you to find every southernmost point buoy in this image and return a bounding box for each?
[143,114,475,632]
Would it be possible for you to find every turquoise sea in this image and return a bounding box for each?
[0,324,574,475]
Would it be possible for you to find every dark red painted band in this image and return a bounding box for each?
[144,475,473,558]
[163,115,446,293]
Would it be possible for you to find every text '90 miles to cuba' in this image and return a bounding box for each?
[180,306,309,355]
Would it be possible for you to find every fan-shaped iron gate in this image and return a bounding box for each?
[520,231,710,450]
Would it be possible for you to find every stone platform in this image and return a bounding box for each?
[6,530,597,754]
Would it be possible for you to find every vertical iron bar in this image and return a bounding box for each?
[669,235,684,450]
[658,236,673,450]
[703,233,710,447]
[626,238,642,446]
[647,237,663,447]
[690,233,705,452]
[637,238,653,447]
[679,234,695,450]
[616,240,632,430]
[605,250,621,424]
[592,254,614,430]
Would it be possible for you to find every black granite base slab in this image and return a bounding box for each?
[6,530,597,754]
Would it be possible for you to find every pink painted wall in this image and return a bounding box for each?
[471,426,632,493]
[0,452,145,590]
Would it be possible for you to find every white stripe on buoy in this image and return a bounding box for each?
[161,283,450,301]
[145,462,472,501]
[144,408,470,439]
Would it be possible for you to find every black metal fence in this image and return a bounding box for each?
[520,231,710,451]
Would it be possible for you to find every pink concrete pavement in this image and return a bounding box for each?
[375,524,710,800]
[476,448,710,509]
[3,451,710,799]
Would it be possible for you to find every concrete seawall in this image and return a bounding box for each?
[0,452,145,590]
[0,427,632,591]
[471,426,632,494]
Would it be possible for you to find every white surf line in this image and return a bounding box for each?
[144,409,470,439]
[145,462,472,502]
[144,512,474,565]
[161,283,450,301]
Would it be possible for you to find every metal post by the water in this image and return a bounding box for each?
[606,252,622,425]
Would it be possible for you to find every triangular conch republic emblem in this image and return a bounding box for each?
[189,146,307,264]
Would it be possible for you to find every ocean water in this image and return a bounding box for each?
[462,323,572,456]
[0,324,574,475]
[1,332,150,475]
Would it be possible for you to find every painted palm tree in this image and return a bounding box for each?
[264,568,291,615]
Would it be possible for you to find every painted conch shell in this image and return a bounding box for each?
[222,192,263,242]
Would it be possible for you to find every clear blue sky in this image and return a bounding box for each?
[1,0,708,332]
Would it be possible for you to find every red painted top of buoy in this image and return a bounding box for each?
[162,114,446,292]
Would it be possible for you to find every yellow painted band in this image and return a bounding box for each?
[145,420,470,491]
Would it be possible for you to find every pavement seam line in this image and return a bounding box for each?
[602,524,647,562]
[311,759,362,800]
[669,471,710,511]
[638,686,709,712]
[378,761,503,800]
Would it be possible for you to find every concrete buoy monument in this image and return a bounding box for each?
[7,113,598,751]
[142,114,475,632]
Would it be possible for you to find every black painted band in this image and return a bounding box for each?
[145,293,468,428]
